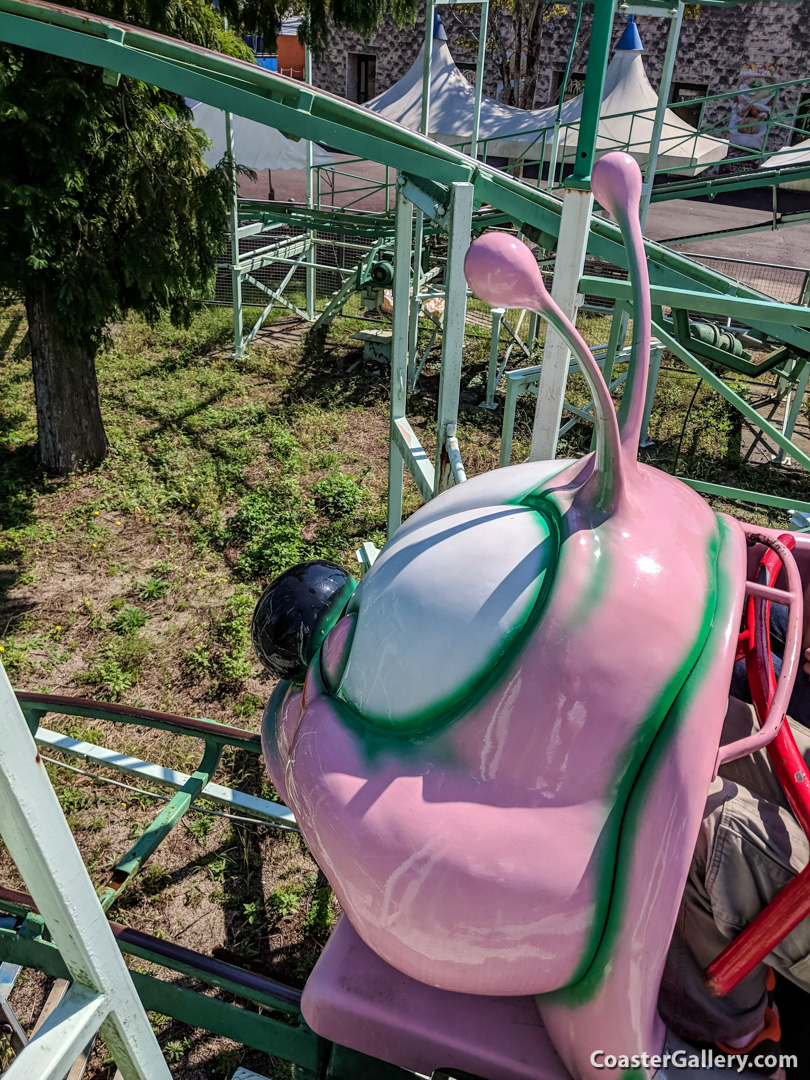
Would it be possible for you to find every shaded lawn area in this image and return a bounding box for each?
[1,298,809,1077]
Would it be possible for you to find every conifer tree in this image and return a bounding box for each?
[0,0,257,472]
[0,0,418,474]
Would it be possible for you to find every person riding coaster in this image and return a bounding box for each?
[251,152,810,1080]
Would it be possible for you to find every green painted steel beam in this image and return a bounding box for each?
[311,267,364,332]
[0,916,417,1077]
[569,0,615,186]
[16,695,261,755]
[0,2,474,188]
[663,213,810,248]
[4,0,810,366]
[237,201,513,241]
[650,164,810,202]
[239,201,399,238]
[580,276,810,328]
[581,229,810,356]
[622,0,800,6]
[0,923,320,1068]
[678,479,810,516]
[129,972,320,1068]
[97,741,222,912]
[0,907,299,1017]
[651,317,810,474]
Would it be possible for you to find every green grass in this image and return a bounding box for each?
[1,295,806,712]
[2,293,810,1080]
[0,298,396,703]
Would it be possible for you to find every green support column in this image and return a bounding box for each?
[388,185,414,537]
[420,0,437,136]
[408,211,424,387]
[226,109,243,359]
[485,307,505,408]
[469,0,489,159]
[546,2,583,191]
[569,0,616,187]
[639,3,684,229]
[0,668,172,1080]
[408,0,437,387]
[305,41,316,321]
[434,182,474,493]
[530,0,615,461]
[600,300,629,391]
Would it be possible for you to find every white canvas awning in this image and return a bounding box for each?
[763,137,810,190]
[190,101,334,171]
[542,46,728,175]
[365,22,727,175]
[364,31,552,159]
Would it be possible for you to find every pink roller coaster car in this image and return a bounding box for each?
[251,153,808,1080]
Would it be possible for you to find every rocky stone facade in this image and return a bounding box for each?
[311,2,810,155]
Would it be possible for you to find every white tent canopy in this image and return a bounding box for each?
[540,45,728,175]
[763,137,810,190]
[365,24,727,175]
[364,33,552,159]
[190,101,333,171]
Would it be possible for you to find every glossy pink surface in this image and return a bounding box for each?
[262,153,756,1077]
[592,152,652,456]
[465,229,625,514]
[591,149,643,219]
[302,916,570,1080]
[268,459,735,1000]
[538,515,746,1078]
[464,231,551,313]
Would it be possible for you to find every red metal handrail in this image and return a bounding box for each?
[705,531,810,996]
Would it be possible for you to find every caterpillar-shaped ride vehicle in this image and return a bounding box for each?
[252,153,809,1080]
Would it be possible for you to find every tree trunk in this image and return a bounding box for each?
[26,282,108,475]
[491,20,512,107]
[522,3,540,110]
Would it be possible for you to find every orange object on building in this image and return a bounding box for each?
[277,30,304,80]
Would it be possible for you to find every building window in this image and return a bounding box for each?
[457,62,477,87]
[347,53,377,104]
[669,81,709,129]
[792,90,810,145]
[550,70,587,104]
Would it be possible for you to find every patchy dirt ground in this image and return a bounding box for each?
[2,299,809,1077]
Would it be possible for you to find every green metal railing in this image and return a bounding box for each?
[0,690,479,1077]
[0,892,414,1078]
[316,157,394,213]
[16,693,289,911]
[448,73,810,193]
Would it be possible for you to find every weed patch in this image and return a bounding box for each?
[81,633,153,699]
[4,297,808,1080]
[312,471,365,518]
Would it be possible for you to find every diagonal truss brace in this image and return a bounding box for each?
[0,665,171,1080]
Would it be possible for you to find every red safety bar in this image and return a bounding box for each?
[704,531,810,997]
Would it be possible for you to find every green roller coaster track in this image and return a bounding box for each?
[1,0,810,352]
[4,4,810,1077]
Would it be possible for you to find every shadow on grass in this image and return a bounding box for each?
[0,445,50,600]
[276,325,389,411]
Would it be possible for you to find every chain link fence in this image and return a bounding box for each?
[572,252,810,312]
[212,223,381,310]
[679,253,810,307]
[208,213,810,339]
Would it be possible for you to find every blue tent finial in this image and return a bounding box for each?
[433,10,447,40]
[616,15,643,52]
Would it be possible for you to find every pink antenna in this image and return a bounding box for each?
[464,232,624,514]
[591,151,651,459]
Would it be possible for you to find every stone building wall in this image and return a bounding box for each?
[311,2,810,155]
[312,12,422,101]
[635,1,810,153]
